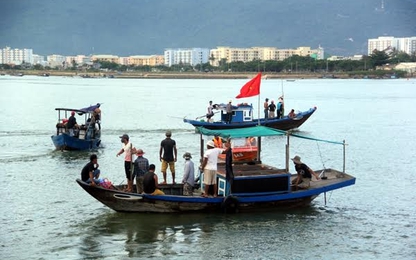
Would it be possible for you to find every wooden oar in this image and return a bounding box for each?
[196,111,220,120]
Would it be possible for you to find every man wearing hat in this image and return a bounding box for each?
[159,130,177,184]
[134,149,149,194]
[226,100,233,124]
[182,152,195,196]
[291,155,320,189]
[200,139,230,197]
[117,134,136,192]
[66,111,79,136]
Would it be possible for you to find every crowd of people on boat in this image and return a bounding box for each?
[81,130,237,197]
[204,97,297,123]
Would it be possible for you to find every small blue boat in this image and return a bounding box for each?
[51,103,102,151]
[183,103,317,131]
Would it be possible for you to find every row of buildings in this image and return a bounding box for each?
[1,36,415,68]
[0,45,324,68]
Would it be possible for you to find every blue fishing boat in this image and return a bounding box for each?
[183,103,317,131]
[76,125,355,213]
[51,103,102,151]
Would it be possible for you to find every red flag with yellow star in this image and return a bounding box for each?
[235,72,261,98]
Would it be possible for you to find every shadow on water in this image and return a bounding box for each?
[74,206,328,259]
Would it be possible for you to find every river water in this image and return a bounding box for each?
[0,75,415,259]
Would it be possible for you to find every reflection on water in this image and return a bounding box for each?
[75,208,324,259]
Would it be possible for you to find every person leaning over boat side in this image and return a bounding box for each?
[206,100,215,122]
[134,149,149,194]
[182,152,195,196]
[116,134,136,192]
[226,100,233,124]
[159,130,177,184]
[81,154,100,186]
[291,155,320,189]
[143,164,165,195]
[264,98,269,119]
[268,100,276,118]
[200,140,230,197]
[66,111,79,137]
[288,109,296,119]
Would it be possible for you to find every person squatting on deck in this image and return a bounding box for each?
[264,98,269,119]
[288,109,296,118]
[116,134,136,192]
[81,154,100,186]
[291,155,320,189]
[200,140,230,197]
[134,149,149,194]
[143,164,165,195]
[182,152,195,196]
[159,130,177,184]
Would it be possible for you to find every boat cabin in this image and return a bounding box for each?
[217,103,253,123]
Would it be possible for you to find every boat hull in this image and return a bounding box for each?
[184,107,317,130]
[51,133,101,151]
[76,168,355,213]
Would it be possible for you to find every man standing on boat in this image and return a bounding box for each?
[116,134,136,192]
[206,100,215,122]
[264,98,269,119]
[268,100,276,118]
[277,97,284,119]
[226,100,233,124]
[159,130,177,184]
[291,155,320,189]
[182,152,195,196]
[200,140,230,197]
[134,149,149,194]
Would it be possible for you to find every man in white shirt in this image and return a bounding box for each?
[206,100,214,122]
[116,134,136,192]
[200,140,229,197]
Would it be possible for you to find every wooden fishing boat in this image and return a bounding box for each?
[76,126,355,213]
[183,103,317,131]
[51,103,102,151]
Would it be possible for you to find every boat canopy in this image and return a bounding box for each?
[198,125,344,145]
[55,103,101,115]
[197,125,286,138]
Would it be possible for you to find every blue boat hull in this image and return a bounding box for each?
[184,107,317,131]
[51,133,101,151]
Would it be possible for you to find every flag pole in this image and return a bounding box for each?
[257,94,260,125]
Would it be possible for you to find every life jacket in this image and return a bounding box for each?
[213,137,223,148]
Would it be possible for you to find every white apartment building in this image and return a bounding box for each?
[164,48,210,67]
[47,54,66,68]
[368,36,416,55]
[0,46,34,65]
[210,46,323,66]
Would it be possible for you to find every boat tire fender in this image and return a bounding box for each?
[221,195,239,213]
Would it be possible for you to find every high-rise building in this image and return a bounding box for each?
[0,46,34,65]
[164,48,209,67]
[368,36,416,55]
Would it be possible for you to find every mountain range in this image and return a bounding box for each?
[1,0,415,57]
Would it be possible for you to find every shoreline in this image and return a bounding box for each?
[1,70,409,79]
